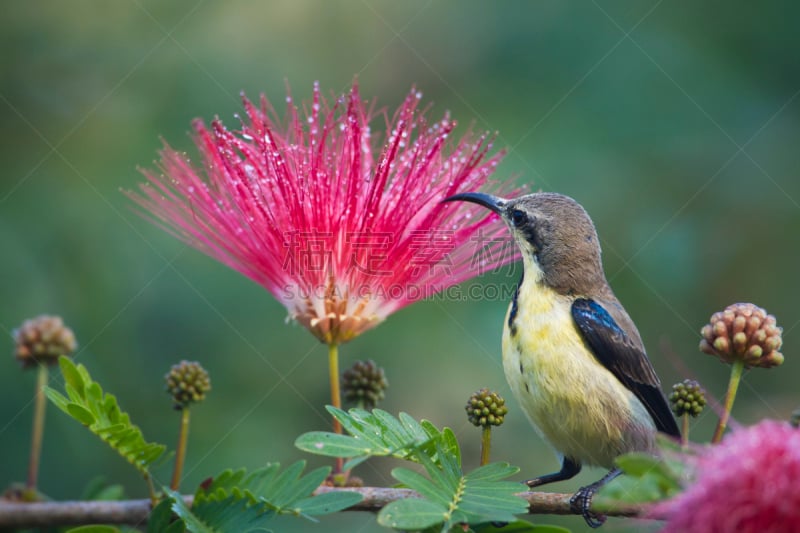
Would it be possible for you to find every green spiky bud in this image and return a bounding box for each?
[13,315,77,369]
[465,388,508,428]
[165,360,211,410]
[700,303,783,369]
[669,379,707,417]
[342,360,388,409]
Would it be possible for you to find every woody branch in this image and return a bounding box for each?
[0,487,647,528]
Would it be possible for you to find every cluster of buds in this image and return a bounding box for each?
[465,388,508,428]
[165,361,211,410]
[669,379,706,417]
[342,360,388,410]
[700,303,783,369]
[13,315,77,369]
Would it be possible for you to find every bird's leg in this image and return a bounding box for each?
[570,467,622,528]
[486,458,582,529]
[525,456,581,487]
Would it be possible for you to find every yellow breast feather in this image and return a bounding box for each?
[502,278,655,468]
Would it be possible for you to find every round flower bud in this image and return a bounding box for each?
[465,388,508,428]
[699,303,783,369]
[669,379,706,417]
[342,360,388,410]
[13,315,77,369]
[165,360,211,410]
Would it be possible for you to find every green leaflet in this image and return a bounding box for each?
[297,407,530,531]
[167,489,271,533]
[379,498,448,530]
[148,498,186,533]
[159,462,362,531]
[593,449,685,509]
[288,491,364,516]
[193,461,363,517]
[378,443,528,531]
[295,406,459,470]
[44,357,166,476]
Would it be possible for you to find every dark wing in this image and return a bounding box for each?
[571,298,680,437]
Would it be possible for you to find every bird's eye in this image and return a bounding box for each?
[510,209,528,227]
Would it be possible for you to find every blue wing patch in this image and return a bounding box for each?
[572,298,623,337]
[571,297,681,438]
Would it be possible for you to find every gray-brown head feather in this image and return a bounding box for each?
[506,193,607,295]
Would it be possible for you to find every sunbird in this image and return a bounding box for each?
[443,192,680,528]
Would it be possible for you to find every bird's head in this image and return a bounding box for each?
[443,191,606,296]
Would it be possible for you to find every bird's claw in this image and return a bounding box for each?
[570,485,606,528]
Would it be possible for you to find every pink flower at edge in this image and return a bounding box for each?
[127,82,520,345]
[654,420,800,533]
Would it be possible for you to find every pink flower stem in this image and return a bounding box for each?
[170,408,191,491]
[712,359,745,444]
[27,365,48,490]
[328,343,344,474]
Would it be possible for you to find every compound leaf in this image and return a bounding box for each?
[45,357,166,476]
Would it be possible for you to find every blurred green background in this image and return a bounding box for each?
[2,2,798,531]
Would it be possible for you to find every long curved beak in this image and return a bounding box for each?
[442,192,507,216]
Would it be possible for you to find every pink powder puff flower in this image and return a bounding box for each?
[127,82,518,345]
[654,420,800,533]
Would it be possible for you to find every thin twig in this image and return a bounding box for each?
[0,487,649,528]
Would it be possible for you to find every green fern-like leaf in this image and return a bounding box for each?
[296,408,542,531]
[594,435,688,511]
[594,450,684,510]
[295,407,459,469]
[159,463,362,531]
[166,489,272,533]
[44,357,166,475]
[194,461,362,520]
[378,443,528,531]
[148,498,186,533]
